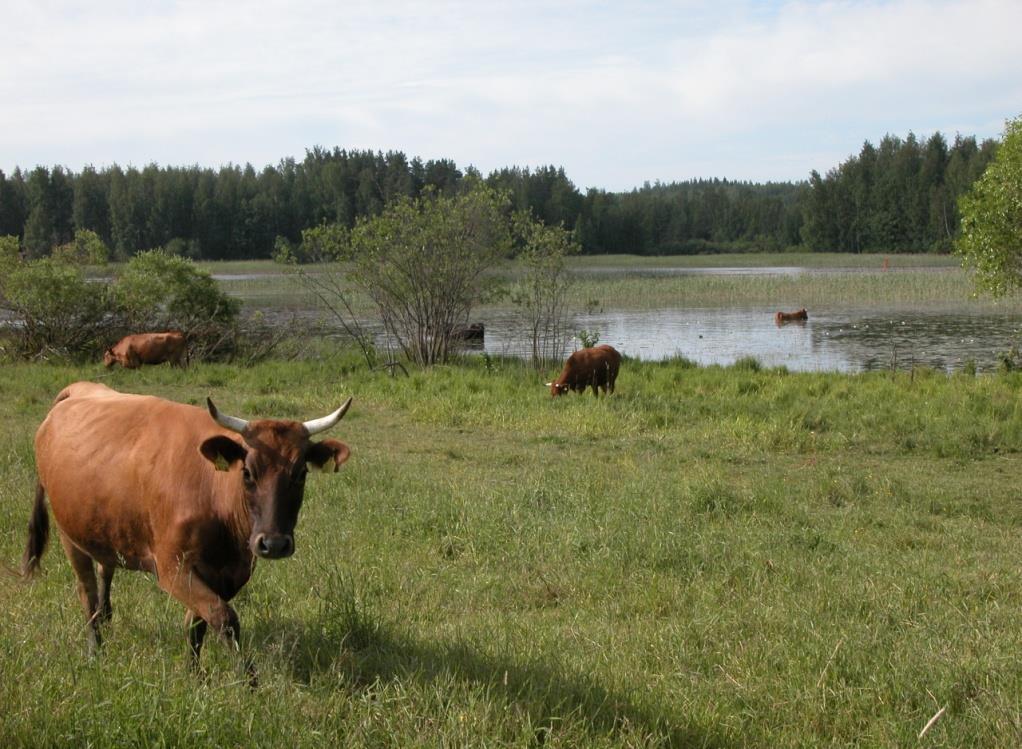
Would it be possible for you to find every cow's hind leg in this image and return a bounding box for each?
[97,563,115,624]
[59,533,103,655]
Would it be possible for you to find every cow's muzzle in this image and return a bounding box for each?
[253,533,294,559]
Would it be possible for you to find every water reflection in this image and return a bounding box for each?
[476,308,1022,374]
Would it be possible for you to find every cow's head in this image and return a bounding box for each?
[103,349,117,368]
[199,398,352,559]
[546,381,569,397]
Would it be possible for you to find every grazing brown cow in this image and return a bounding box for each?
[774,308,808,325]
[547,344,621,397]
[103,331,188,369]
[22,382,352,673]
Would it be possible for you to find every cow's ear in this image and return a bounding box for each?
[199,435,247,471]
[307,439,350,473]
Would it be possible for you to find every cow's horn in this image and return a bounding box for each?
[303,397,352,435]
[207,397,249,433]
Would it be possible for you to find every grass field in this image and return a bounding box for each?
[2,353,1022,747]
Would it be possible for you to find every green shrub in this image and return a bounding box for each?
[0,249,243,362]
[577,329,601,348]
[0,257,112,359]
[51,230,110,266]
[110,251,242,360]
[113,250,239,327]
[0,235,20,266]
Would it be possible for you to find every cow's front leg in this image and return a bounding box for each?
[184,609,208,665]
[156,555,255,684]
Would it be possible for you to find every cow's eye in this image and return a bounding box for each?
[242,467,255,485]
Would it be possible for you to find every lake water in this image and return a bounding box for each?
[468,307,1022,373]
[214,265,1022,373]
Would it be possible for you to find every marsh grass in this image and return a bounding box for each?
[568,268,1006,311]
[565,252,962,270]
[202,256,1019,318]
[2,354,1022,746]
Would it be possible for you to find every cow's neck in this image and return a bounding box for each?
[217,474,254,551]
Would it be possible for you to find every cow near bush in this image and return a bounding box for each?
[103,331,188,369]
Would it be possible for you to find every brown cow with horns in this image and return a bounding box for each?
[547,344,621,397]
[22,382,352,673]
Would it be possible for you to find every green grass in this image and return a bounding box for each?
[2,354,1022,746]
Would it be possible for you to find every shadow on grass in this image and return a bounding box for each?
[249,591,732,749]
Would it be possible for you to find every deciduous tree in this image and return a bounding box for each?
[348,183,511,365]
[509,213,579,367]
[955,115,1022,297]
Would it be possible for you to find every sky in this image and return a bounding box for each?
[2,0,1020,192]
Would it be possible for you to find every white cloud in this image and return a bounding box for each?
[1,0,1019,188]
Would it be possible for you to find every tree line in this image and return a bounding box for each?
[802,132,997,253]
[0,130,999,259]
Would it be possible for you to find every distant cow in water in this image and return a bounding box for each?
[547,344,621,397]
[774,308,808,325]
[104,331,188,369]
[450,322,485,342]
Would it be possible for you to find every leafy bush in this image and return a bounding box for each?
[274,224,350,264]
[51,229,110,266]
[163,237,202,259]
[112,251,239,329]
[0,257,113,359]
[347,183,511,365]
[0,248,242,362]
[577,329,601,348]
[0,235,21,265]
[110,250,241,359]
[509,213,579,367]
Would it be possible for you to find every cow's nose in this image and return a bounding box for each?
[254,533,294,559]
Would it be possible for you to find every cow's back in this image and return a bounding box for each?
[141,331,186,362]
[557,345,621,391]
[109,332,187,367]
[35,384,230,569]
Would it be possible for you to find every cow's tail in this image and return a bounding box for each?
[22,481,50,577]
